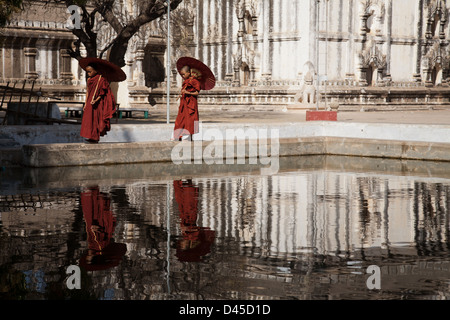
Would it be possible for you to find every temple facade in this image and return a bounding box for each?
[1,0,450,112]
[171,0,450,110]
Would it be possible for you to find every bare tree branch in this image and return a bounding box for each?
[100,5,122,33]
[59,0,184,66]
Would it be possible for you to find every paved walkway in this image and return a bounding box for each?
[1,108,450,167]
[1,108,449,125]
[112,109,450,126]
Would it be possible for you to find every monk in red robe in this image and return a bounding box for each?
[80,63,116,143]
[172,66,201,141]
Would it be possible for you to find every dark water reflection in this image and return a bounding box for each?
[1,156,450,300]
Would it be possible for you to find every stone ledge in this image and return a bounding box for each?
[324,137,450,162]
[6,155,450,193]
[4,121,450,146]
[21,137,450,168]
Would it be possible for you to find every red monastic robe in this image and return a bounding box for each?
[173,77,201,139]
[79,186,126,271]
[173,180,215,262]
[80,74,116,142]
[80,187,116,252]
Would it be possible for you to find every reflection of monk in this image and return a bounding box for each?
[173,180,215,262]
[79,186,126,271]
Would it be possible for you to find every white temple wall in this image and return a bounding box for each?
[392,0,418,37]
[390,44,417,82]
[326,41,348,81]
[3,0,450,110]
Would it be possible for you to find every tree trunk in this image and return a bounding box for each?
[68,0,184,67]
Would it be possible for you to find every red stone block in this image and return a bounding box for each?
[306,110,338,121]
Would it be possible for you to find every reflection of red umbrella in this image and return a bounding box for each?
[79,57,127,82]
[176,57,216,90]
[176,228,216,262]
[79,242,127,271]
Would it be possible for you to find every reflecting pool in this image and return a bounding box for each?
[1,155,450,300]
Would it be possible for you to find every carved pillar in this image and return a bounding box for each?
[422,57,433,87]
[439,1,447,40]
[360,12,369,38]
[261,0,271,79]
[252,16,258,37]
[233,53,241,86]
[187,17,195,43]
[24,47,38,80]
[248,51,257,86]
[126,59,134,86]
[250,0,260,37]
[236,0,245,37]
[413,0,424,82]
[377,68,385,86]
[171,69,178,87]
[358,67,368,86]
[235,0,244,86]
[134,46,145,87]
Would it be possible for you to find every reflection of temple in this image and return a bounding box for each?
[1,171,450,299]
[95,173,450,299]
[2,0,450,112]
[188,173,449,258]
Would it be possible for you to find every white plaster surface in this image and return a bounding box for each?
[2,121,450,146]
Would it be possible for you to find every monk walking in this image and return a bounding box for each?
[172,65,201,141]
[80,63,116,143]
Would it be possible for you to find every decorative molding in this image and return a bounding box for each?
[359,41,387,69]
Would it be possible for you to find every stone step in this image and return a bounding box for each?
[20,136,450,168]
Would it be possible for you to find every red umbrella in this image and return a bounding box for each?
[176,56,216,90]
[79,57,127,82]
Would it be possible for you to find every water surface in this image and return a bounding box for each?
[1,156,450,300]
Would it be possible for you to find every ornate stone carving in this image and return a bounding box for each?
[234,0,245,18]
[422,41,450,85]
[359,41,387,69]
[424,0,448,39]
[358,40,387,86]
[360,0,386,37]
[205,23,220,43]
[235,0,245,37]
[361,0,386,16]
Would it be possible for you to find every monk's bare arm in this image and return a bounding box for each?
[181,89,199,96]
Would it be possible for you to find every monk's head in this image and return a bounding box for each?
[86,63,98,78]
[180,65,191,80]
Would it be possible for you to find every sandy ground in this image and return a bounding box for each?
[1,108,449,126]
[112,108,450,126]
